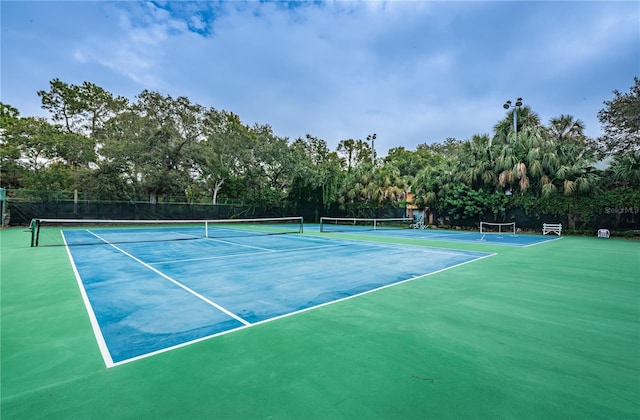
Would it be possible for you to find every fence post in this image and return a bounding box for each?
[0,188,5,226]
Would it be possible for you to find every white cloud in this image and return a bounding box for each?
[189,14,206,31]
[1,1,638,154]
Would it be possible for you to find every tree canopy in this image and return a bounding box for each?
[597,76,640,157]
[1,77,638,230]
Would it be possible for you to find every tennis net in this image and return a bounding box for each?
[320,217,413,233]
[479,221,516,240]
[30,217,304,247]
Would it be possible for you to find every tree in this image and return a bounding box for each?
[38,79,127,201]
[199,110,251,204]
[372,164,406,205]
[338,161,407,215]
[97,91,205,202]
[493,105,542,145]
[55,131,97,203]
[0,102,20,126]
[411,165,451,209]
[546,117,600,197]
[384,146,441,179]
[596,77,640,157]
[547,115,587,145]
[38,78,128,138]
[608,152,640,187]
[417,137,463,159]
[0,103,24,188]
[98,110,154,200]
[288,134,342,214]
[336,138,372,172]
[409,141,459,220]
[132,91,205,202]
[246,124,294,206]
[3,117,59,172]
[492,108,547,195]
[1,116,75,190]
[441,183,508,223]
[455,134,496,190]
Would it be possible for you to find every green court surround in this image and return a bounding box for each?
[1,227,639,419]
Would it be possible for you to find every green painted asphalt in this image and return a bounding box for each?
[1,227,639,419]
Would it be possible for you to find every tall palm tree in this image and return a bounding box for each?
[455,134,496,189]
[547,114,587,144]
[493,125,547,194]
[492,107,546,195]
[543,130,600,197]
[493,105,542,145]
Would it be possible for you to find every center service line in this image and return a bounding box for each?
[86,230,251,326]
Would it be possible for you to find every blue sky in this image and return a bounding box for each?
[1,1,638,155]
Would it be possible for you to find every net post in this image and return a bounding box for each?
[30,219,39,247]
[205,221,209,238]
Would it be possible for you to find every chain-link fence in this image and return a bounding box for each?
[5,189,638,234]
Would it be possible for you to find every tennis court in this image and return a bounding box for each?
[317,217,561,247]
[2,220,639,419]
[61,222,491,366]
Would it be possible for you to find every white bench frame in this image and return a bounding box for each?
[542,223,562,236]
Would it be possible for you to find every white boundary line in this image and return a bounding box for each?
[62,231,115,367]
[522,236,564,248]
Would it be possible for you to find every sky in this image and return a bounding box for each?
[1,1,639,155]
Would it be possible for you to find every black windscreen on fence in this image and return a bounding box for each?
[6,198,638,231]
[7,201,298,226]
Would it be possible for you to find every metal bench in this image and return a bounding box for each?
[542,223,562,236]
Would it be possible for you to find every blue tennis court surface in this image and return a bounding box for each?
[314,225,561,246]
[64,230,492,367]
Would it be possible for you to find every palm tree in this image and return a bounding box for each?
[545,115,600,197]
[411,156,458,213]
[609,152,640,187]
[455,134,496,189]
[493,125,547,195]
[492,107,546,195]
[547,115,587,144]
[493,105,542,144]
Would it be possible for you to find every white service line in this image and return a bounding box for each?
[86,230,251,327]
[168,230,203,240]
[151,243,348,265]
[205,236,276,251]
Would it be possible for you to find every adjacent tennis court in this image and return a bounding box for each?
[2,219,639,419]
[318,217,561,246]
